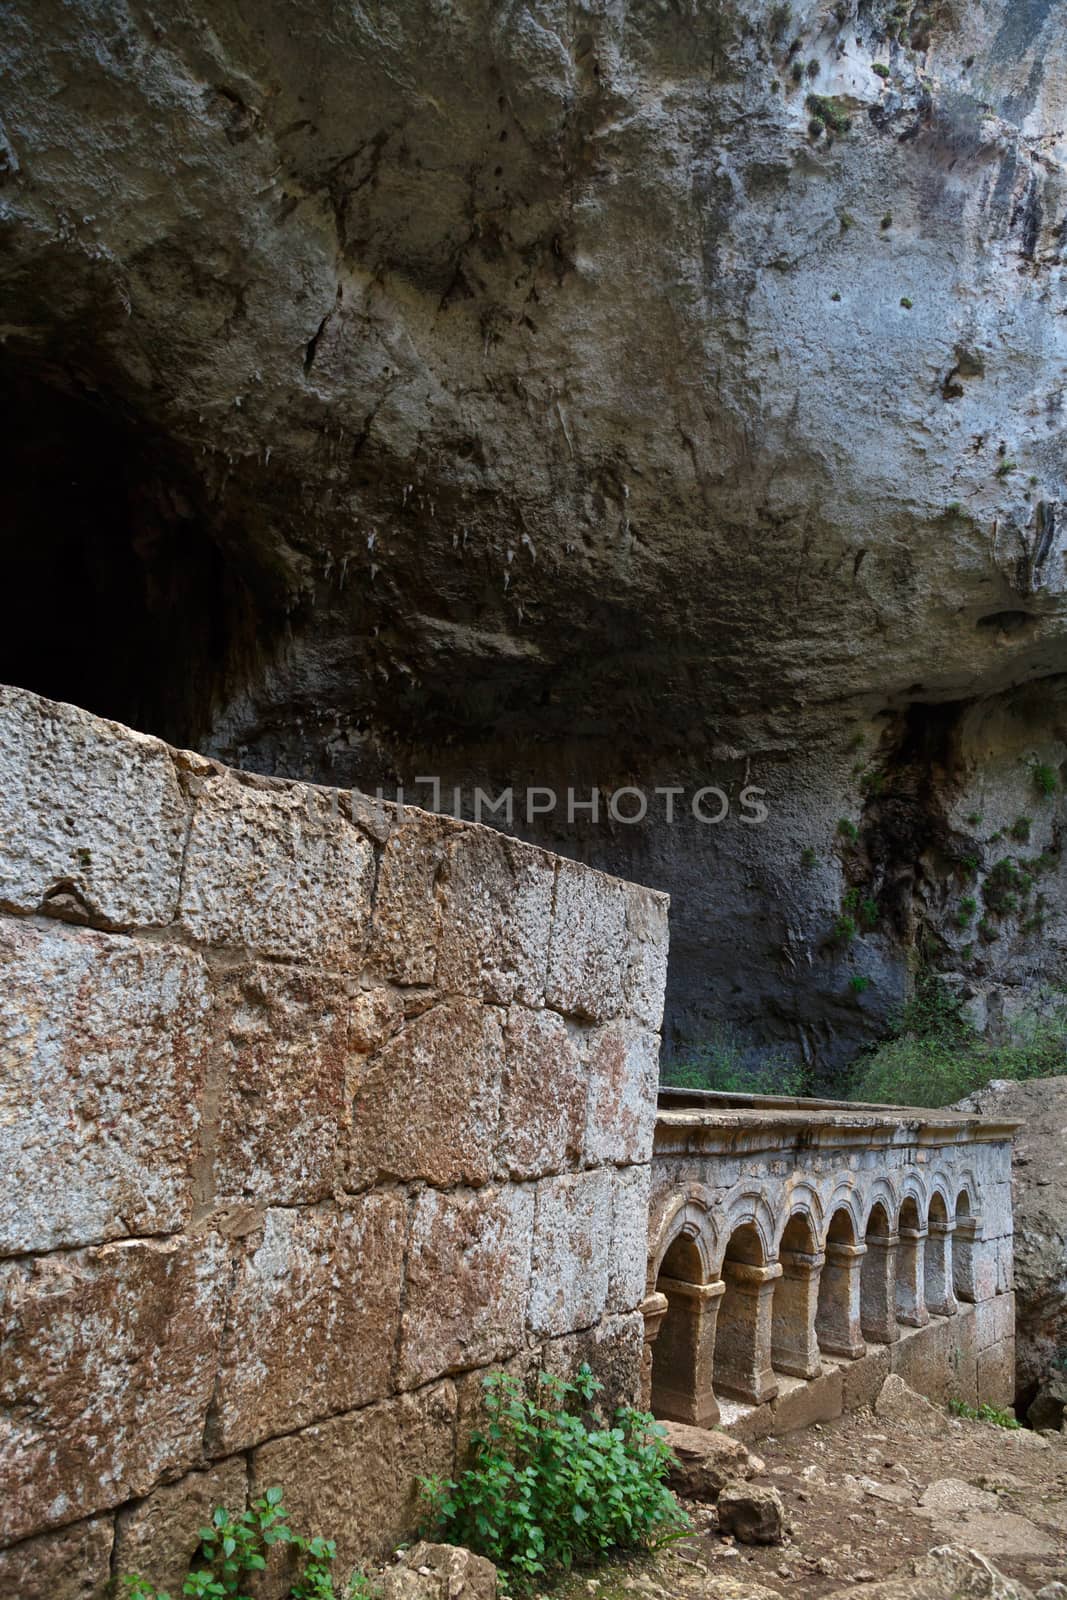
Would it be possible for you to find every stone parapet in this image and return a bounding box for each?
[0,684,669,1590]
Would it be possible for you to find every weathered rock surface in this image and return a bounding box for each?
[3,3,1067,1070]
[953,1077,1067,1405]
[378,1542,498,1600]
[827,1544,1036,1599]
[663,1420,765,1502]
[716,1479,785,1544]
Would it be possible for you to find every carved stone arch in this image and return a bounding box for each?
[949,1169,982,1304]
[861,1175,899,1234]
[924,1175,958,1318]
[646,1186,722,1429]
[816,1182,867,1361]
[896,1169,929,1230]
[820,1180,865,1252]
[771,1184,825,1382]
[714,1186,777,1276]
[772,1183,825,1257]
[647,1185,719,1293]
[895,1171,930,1329]
[951,1169,981,1227]
[926,1171,955,1222]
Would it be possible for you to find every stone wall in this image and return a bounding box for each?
[0,684,669,1596]
[643,1090,1018,1441]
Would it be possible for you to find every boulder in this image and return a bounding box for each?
[874,1375,950,1436]
[1027,1368,1067,1433]
[662,1420,764,1503]
[827,1544,1035,1599]
[377,1542,498,1600]
[716,1480,784,1546]
[953,1077,1067,1404]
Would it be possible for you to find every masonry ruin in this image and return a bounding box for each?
[643,1090,1017,1440]
[0,683,1019,1593]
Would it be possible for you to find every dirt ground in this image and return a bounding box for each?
[544,1404,1067,1599]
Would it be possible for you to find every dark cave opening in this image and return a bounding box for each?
[0,360,248,748]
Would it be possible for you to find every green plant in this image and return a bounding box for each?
[995,460,1017,478]
[900,296,913,309]
[961,942,975,962]
[830,289,842,301]
[849,974,872,994]
[121,1490,369,1600]
[848,974,1067,1107]
[1011,817,1032,842]
[421,1368,689,1587]
[872,61,890,78]
[801,846,817,867]
[1033,762,1058,797]
[807,57,820,77]
[791,59,804,81]
[947,1399,1020,1429]
[834,912,858,943]
[838,817,860,842]
[955,896,977,928]
[881,212,893,229]
[661,1027,811,1096]
[806,93,851,132]
[966,811,982,825]
[768,1,792,38]
[840,211,856,231]
[960,854,978,877]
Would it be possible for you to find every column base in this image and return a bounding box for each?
[819,1337,866,1360]
[652,1387,721,1428]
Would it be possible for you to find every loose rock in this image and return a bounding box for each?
[716,1480,785,1546]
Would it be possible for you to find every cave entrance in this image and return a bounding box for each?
[0,359,248,747]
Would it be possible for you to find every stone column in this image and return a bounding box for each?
[715,1261,783,1405]
[895,1223,930,1328]
[861,1229,900,1344]
[816,1241,867,1359]
[771,1248,825,1379]
[649,1277,725,1427]
[953,1214,980,1303]
[924,1219,958,1318]
[639,1291,669,1411]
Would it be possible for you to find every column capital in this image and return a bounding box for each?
[779,1248,826,1276]
[826,1240,867,1262]
[928,1219,955,1237]
[899,1226,928,1241]
[866,1231,900,1248]
[721,1260,783,1289]
[658,1275,727,1304]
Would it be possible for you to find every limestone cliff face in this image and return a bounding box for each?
[2,0,1066,1076]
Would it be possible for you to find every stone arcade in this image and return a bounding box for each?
[0,684,1018,1593]
[643,1091,1017,1440]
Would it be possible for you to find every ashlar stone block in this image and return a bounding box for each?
[211,1198,407,1451]
[0,684,187,928]
[0,1236,229,1545]
[212,963,354,1204]
[178,773,374,967]
[349,998,504,1188]
[400,1186,534,1387]
[497,1004,586,1180]
[252,1384,457,1570]
[528,1169,613,1338]
[0,920,210,1255]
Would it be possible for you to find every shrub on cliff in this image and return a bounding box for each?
[661,1026,811,1096]
[419,1366,689,1587]
[848,982,1067,1107]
